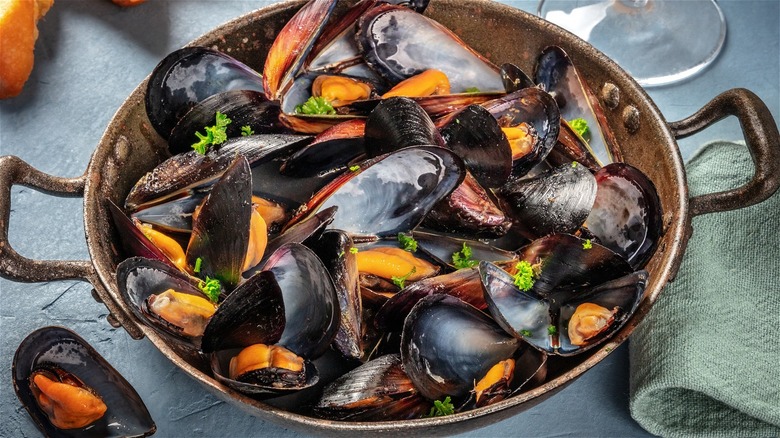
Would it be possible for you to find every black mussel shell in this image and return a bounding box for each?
[167,90,284,155]
[585,163,662,269]
[401,295,519,400]
[307,230,363,361]
[131,193,204,234]
[125,134,311,211]
[439,104,512,188]
[497,162,598,240]
[516,234,632,297]
[145,47,263,140]
[260,207,338,272]
[263,0,337,100]
[424,172,512,238]
[186,156,252,290]
[298,146,465,238]
[356,4,503,92]
[479,261,552,350]
[481,87,561,178]
[13,327,156,437]
[314,354,428,421]
[364,97,444,157]
[200,271,286,354]
[116,257,209,347]
[261,243,340,359]
[375,266,490,332]
[414,230,516,269]
[500,63,535,93]
[535,46,620,165]
[280,120,366,178]
[210,350,319,396]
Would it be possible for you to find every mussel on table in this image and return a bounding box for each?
[13,327,155,437]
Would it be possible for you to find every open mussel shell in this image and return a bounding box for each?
[497,162,597,240]
[263,0,337,101]
[535,46,620,165]
[401,294,520,400]
[131,193,204,234]
[481,87,561,178]
[298,146,465,238]
[260,206,337,271]
[314,354,428,421]
[167,90,283,155]
[556,270,647,355]
[145,47,264,140]
[356,4,503,92]
[109,200,177,269]
[200,271,286,353]
[585,163,663,269]
[209,350,319,396]
[516,234,632,296]
[116,257,208,348]
[261,243,340,359]
[546,119,603,171]
[364,97,444,157]
[125,134,311,211]
[439,104,512,188]
[307,230,363,361]
[13,327,156,437]
[186,156,252,290]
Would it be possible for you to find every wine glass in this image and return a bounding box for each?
[537,0,727,87]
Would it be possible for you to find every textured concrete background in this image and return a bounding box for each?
[0,0,777,436]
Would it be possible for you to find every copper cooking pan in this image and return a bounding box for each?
[1,0,778,434]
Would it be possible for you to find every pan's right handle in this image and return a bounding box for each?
[669,88,780,217]
[0,155,95,282]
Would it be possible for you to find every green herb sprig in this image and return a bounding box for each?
[295,96,336,115]
[198,276,222,303]
[192,111,232,155]
[398,233,418,252]
[425,396,455,417]
[452,243,478,269]
[569,118,590,142]
[391,267,416,289]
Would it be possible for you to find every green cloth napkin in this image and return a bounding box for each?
[630,141,780,437]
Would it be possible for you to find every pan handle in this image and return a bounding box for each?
[669,88,780,217]
[0,155,95,282]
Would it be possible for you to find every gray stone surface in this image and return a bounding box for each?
[0,0,777,436]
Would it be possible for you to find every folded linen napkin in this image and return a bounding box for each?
[629,141,780,437]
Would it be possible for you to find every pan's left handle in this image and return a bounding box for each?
[0,155,145,339]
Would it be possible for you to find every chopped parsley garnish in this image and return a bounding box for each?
[425,396,455,417]
[570,118,590,142]
[198,276,222,303]
[193,257,203,273]
[338,250,345,258]
[391,267,416,289]
[349,165,360,172]
[512,260,536,291]
[452,242,478,269]
[295,96,336,115]
[464,87,481,93]
[583,239,593,250]
[349,247,359,255]
[192,111,232,155]
[241,125,254,136]
[571,161,578,168]
[547,325,558,335]
[520,329,533,337]
[397,233,418,252]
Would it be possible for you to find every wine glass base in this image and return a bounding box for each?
[538,0,727,87]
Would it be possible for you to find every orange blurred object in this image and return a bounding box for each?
[0,0,53,99]
[111,0,146,6]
